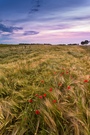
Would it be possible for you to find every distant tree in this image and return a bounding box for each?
[81,41,85,45]
[84,40,89,45]
[81,40,89,45]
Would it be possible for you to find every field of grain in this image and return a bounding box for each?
[0,45,90,135]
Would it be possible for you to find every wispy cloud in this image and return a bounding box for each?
[0,23,23,33]
[23,31,39,35]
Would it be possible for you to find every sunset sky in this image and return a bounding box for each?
[0,0,90,44]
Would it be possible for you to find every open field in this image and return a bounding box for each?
[0,45,90,135]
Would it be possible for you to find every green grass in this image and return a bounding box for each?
[0,45,90,135]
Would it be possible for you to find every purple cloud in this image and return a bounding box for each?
[68,15,90,21]
[23,31,39,35]
[0,23,23,33]
[50,24,73,30]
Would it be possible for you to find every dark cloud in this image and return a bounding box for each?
[49,24,73,30]
[0,23,23,33]
[2,18,30,24]
[70,15,90,21]
[29,0,41,14]
[23,31,39,35]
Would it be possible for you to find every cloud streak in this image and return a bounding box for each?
[0,23,23,33]
[23,31,39,35]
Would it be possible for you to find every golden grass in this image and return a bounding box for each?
[0,45,90,135]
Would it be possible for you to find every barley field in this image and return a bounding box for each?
[0,44,90,135]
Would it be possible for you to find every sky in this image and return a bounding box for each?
[0,0,90,44]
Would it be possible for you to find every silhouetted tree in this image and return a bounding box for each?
[81,40,89,45]
[81,41,85,45]
[84,40,89,44]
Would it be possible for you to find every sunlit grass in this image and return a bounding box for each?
[0,45,90,135]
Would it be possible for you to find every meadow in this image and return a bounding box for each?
[0,44,90,135]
